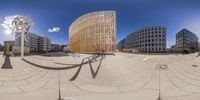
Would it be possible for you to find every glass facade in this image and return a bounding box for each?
[69,11,116,54]
[117,39,125,51]
[176,29,198,52]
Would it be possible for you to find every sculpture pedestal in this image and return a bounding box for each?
[1,56,12,69]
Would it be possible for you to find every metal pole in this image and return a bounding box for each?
[158,67,161,100]
[147,37,148,54]
[58,71,62,100]
[21,32,24,58]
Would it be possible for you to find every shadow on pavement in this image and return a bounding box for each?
[22,54,104,81]
[22,55,101,70]
[41,52,70,57]
[70,55,104,81]
[89,56,103,78]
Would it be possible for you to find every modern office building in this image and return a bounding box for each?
[51,44,62,52]
[171,44,178,52]
[69,11,116,54]
[15,32,51,52]
[0,43,3,51]
[61,45,68,51]
[125,26,166,53]
[51,44,68,52]
[37,36,51,52]
[62,45,69,52]
[199,43,200,51]
[175,29,198,52]
[117,39,125,51]
[15,32,38,52]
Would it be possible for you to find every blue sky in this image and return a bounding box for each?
[0,0,200,48]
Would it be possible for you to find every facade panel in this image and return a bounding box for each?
[15,32,51,52]
[175,29,198,52]
[125,26,166,53]
[69,11,116,54]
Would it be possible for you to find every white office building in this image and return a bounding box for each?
[125,26,166,53]
[37,36,51,52]
[0,43,3,51]
[15,32,51,52]
[199,43,200,51]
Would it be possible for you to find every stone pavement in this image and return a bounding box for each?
[0,52,200,100]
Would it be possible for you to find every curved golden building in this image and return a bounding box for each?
[69,11,116,54]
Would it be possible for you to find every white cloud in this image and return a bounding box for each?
[0,25,15,44]
[1,15,33,34]
[1,15,19,29]
[1,15,21,35]
[48,27,60,32]
[0,15,33,44]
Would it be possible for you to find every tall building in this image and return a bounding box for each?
[37,36,51,52]
[15,32,51,52]
[125,26,166,53]
[51,44,62,52]
[117,39,125,51]
[175,29,198,52]
[69,11,116,54]
[0,43,3,51]
[199,43,200,51]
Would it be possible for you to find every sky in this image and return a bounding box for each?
[0,0,200,48]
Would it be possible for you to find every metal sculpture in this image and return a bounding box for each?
[3,15,33,58]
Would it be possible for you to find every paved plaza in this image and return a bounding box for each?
[0,52,200,100]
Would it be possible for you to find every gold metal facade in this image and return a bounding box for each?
[69,11,116,54]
